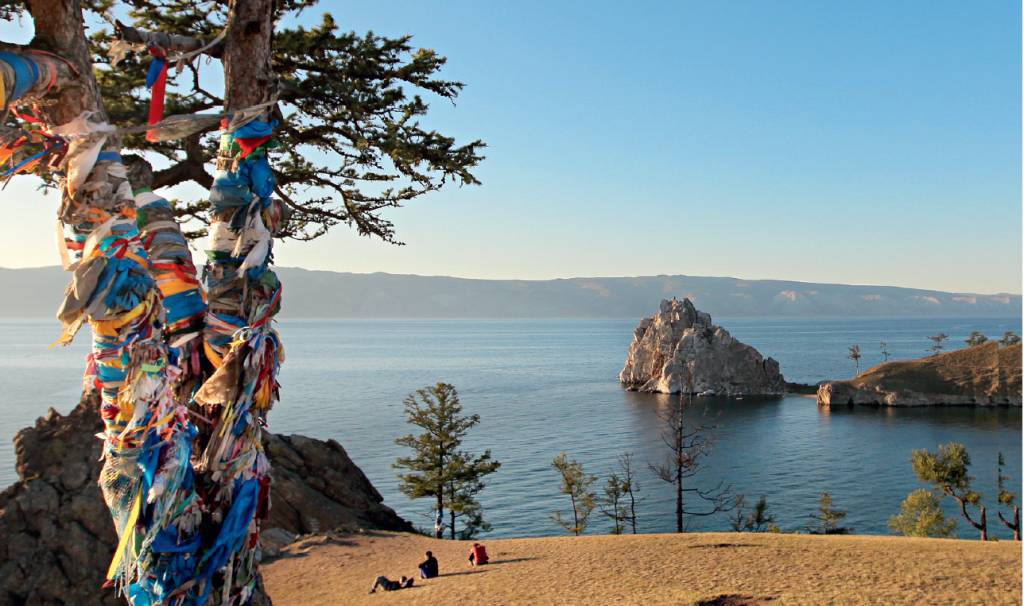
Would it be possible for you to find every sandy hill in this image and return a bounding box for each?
[818,342,1022,407]
[261,530,1021,605]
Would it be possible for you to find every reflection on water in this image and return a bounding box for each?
[1,317,1020,539]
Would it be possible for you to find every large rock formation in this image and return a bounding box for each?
[818,342,1023,407]
[0,396,411,605]
[620,298,785,396]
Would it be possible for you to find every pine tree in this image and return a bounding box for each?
[394,383,500,539]
[911,443,987,540]
[965,331,988,346]
[996,452,1020,541]
[600,472,628,534]
[551,453,597,536]
[614,452,643,534]
[807,492,850,534]
[848,344,862,374]
[928,333,949,355]
[731,495,779,532]
[889,489,956,537]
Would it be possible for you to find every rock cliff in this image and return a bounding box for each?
[619,298,785,396]
[0,395,411,605]
[817,342,1022,407]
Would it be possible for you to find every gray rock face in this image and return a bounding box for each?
[0,394,411,605]
[620,298,785,396]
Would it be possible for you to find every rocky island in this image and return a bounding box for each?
[817,341,1023,407]
[620,298,786,396]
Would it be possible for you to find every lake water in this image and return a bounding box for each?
[1,316,1021,539]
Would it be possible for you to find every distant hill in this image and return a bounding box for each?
[1,265,1020,319]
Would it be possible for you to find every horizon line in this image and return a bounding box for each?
[2,264,1021,298]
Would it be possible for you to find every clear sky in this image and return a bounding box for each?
[1,1,1021,294]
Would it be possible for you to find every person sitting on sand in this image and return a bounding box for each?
[369,575,414,593]
[468,543,489,566]
[419,550,439,579]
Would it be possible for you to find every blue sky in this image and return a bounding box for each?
[1,1,1021,293]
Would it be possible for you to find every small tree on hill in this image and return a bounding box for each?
[848,345,862,374]
[996,452,1020,541]
[444,452,501,539]
[966,331,988,347]
[731,495,779,532]
[880,341,890,362]
[999,331,1021,346]
[650,387,733,533]
[394,383,500,540]
[552,453,597,536]
[600,473,628,535]
[618,452,642,534]
[927,333,949,356]
[889,489,956,538]
[911,443,987,540]
[807,492,850,534]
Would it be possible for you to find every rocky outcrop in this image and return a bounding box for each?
[620,298,785,396]
[0,395,410,605]
[818,342,1022,407]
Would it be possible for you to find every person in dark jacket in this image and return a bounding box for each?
[369,575,414,593]
[419,551,439,579]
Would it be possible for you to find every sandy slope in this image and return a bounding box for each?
[261,530,1022,605]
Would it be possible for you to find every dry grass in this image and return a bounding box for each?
[847,342,1021,397]
[262,530,1022,605]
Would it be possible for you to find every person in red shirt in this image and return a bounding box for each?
[468,543,489,566]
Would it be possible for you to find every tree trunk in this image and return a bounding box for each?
[571,493,579,536]
[676,466,683,533]
[436,491,444,538]
[20,1,204,600]
[450,508,456,540]
[195,0,282,600]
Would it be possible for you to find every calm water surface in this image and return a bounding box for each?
[1,317,1020,539]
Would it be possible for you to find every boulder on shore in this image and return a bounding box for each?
[619,298,785,396]
[817,342,1022,407]
[0,394,411,605]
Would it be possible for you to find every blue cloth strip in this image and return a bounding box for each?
[0,52,40,102]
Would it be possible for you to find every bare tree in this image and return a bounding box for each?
[649,378,733,533]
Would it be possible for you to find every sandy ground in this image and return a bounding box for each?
[261,530,1022,605]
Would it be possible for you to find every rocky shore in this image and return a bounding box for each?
[0,395,411,605]
[620,298,785,396]
[817,342,1022,407]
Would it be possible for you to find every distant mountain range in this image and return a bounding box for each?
[2,265,1020,319]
